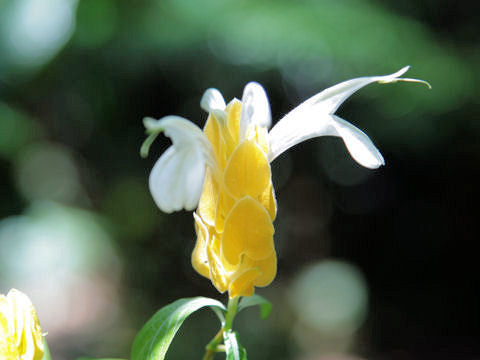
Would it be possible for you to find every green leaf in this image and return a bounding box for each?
[42,337,52,360]
[223,330,247,360]
[238,294,272,319]
[210,305,226,323]
[131,297,226,360]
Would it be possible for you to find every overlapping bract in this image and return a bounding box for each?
[0,289,44,360]
[192,99,277,298]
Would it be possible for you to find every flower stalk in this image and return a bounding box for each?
[202,330,224,360]
[202,296,240,360]
[224,296,239,331]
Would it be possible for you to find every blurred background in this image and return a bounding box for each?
[0,0,478,359]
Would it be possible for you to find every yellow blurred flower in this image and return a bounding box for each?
[0,289,44,360]
[142,67,429,298]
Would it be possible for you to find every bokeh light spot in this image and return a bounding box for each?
[290,260,368,334]
[0,0,78,76]
[15,142,81,203]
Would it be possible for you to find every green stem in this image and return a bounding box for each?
[202,329,223,360]
[202,296,240,360]
[224,297,239,332]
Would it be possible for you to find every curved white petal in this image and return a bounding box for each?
[156,116,208,146]
[239,82,272,141]
[200,88,227,122]
[146,116,214,213]
[200,88,226,113]
[149,145,206,212]
[268,110,383,168]
[268,108,335,161]
[268,67,428,165]
[330,115,384,169]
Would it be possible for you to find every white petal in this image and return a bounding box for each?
[149,146,178,213]
[146,116,214,213]
[302,66,410,115]
[330,115,384,169]
[149,145,206,212]
[200,88,226,113]
[239,82,271,141]
[155,116,208,146]
[268,110,384,168]
[268,109,335,161]
[268,67,428,164]
[200,88,227,123]
[181,146,207,210]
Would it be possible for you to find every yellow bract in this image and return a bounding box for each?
[0,289,44,360]
[192,99,277,298]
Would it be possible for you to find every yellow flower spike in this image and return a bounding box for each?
[203,114,223,160]
[258,183,277,221]
[191,213,211,278]
[253,252,277,287]
[197,169,218,226]
[253,125,269,154]
[222,196,274,265]
[229,268,261,298]
[226,100,242,143]
[0,289,44,360]
[213,190,235,233]
[206,239,229,293]
[0,296,15,359]
[144,68,429,298]
[223,140,271,199]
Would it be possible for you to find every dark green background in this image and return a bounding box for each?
[0,0,478,359]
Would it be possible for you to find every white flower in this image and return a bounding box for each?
[142,66,430,213]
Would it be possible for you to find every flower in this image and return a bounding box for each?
[0,289,44,360]
[142,66,429,298]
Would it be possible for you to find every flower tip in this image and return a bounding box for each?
[419,79,432,89]
[240,82,272,131]
[378,153,386,167]
[378,66,431,89]
[143,116,158,130]
[201,88,226,114]
[391,65,411,78]
[362,157,385,170]
[378,158,386,168]
[385,77,432,89]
